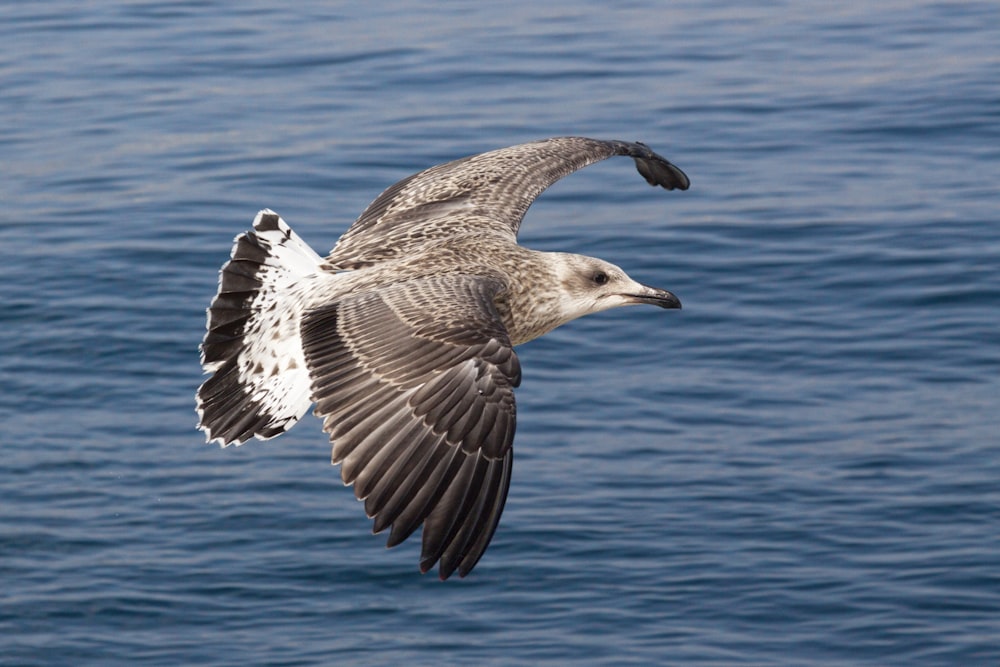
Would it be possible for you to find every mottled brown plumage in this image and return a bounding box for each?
[197,137,689,578]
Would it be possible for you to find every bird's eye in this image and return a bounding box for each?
[592,271,609,285]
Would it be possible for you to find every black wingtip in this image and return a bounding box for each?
[639,158,690,191]
[623,141,690,191]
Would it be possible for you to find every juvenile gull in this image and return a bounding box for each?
[197,137,689,579]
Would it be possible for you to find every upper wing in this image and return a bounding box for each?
[327,137,690,268]
[300,274,520,579]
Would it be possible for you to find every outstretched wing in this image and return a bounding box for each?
[327,136,689,268]
[300,274,520,579]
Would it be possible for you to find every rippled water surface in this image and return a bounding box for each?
[2,2,999,665]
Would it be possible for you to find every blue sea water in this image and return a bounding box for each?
[2,1,999,665]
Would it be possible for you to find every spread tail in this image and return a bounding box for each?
[197,210,321,446]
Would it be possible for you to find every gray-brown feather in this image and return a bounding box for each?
[299,275,520,578]
[327,137,688,268]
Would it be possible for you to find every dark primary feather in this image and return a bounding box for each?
[327,136,689,268]
[299,275,520,578]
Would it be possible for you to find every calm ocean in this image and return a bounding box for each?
[2,1,998,665]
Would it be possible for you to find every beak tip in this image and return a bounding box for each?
[629,288,681,309]
[653,288,681,310]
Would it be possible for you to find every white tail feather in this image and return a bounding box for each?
[196,210,321,445]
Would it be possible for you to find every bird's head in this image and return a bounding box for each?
[553,253,681,322]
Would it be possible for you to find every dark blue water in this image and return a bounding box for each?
[2,2,998,665]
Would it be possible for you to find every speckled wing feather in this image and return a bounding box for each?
[327,136,690,268]
[300,275,520,579]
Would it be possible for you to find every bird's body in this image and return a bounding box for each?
[197,137,689,578]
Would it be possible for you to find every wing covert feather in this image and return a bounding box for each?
[328,137,689,267]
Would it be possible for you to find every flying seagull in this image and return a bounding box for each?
[197,136,690,579]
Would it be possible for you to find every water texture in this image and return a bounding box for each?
[2,2,998,665]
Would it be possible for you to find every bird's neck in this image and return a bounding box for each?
[493,248,577,346]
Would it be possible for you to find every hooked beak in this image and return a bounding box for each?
[625,285,682,309]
